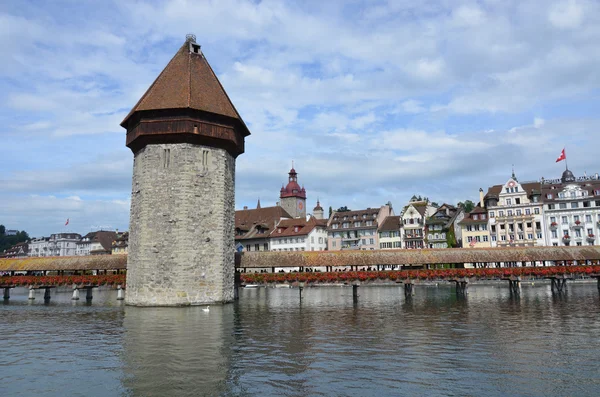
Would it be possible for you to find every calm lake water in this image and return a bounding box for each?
[1,282,600,396]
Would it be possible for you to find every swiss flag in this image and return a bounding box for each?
[65,218,69,226]
[556,148,566,163]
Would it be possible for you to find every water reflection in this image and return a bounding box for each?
[2,283,600,396]
[121,305,234,397]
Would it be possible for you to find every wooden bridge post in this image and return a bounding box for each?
[28,286,35,300]
[299,282,304,300]
[233,272,241,301]
[43,287,51,302]
[404,280,414,297]
[3,287,10,300]
[352,283,359,302]
[85,287,94,301]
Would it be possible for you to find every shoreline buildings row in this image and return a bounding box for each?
[235,166,600,252]
[4,165,598,258]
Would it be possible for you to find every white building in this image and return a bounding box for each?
[270,216,328,252]
[76,231,116,256]
[484,173,545,247]
[401,200,436,249]
[541,169,600,247]
[29,233,81,257]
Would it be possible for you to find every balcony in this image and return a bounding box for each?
[549,222,558,229]
[404,233,423,240]
[587,234,595,242]
[571,221,584,229]
[495,214,534,222]
[341,244,361,250]
[341,236,360,241]
[427,234,446,241]
[562,235,571,243]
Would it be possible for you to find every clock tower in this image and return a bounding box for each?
[279,166,306,218]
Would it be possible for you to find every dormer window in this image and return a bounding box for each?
[294,226,299,233]
[473,214,478,220]
[481,214,486,220]
[547,193,553,199]
[278,228,282,234]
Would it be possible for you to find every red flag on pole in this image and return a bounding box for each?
[65,218,69,226]
[555,148,566,163]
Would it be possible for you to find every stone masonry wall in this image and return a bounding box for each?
[126,143,235,306]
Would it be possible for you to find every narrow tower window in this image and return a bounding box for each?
[163,148,171,168]
[202,149,209,173]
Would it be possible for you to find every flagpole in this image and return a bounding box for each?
[564,147,568,170]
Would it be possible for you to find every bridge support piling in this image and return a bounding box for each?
[28,287,35,300]
[299,283,304,300]
[404,281,414,297]
[117,285,125,301]
[72,287,80,300]
[454,278,468,295]
[550,277,568,293]
[44,287,51,302]
[85,287,94,301]
[352,284,359,302]
[3,287,10,300]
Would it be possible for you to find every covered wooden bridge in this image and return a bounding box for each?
[0,255,127,275]
[236,246,600,272]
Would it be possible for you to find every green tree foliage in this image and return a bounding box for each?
[446,225,457,248]
[0,225,30,252]
[336,206,351,212]
[457,200,475,213]
[328,206,333,219]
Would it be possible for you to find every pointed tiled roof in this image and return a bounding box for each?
[121,38,250,137]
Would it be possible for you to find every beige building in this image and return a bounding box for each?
[327,204,393,250]
[459,203,491,248]
[378,215,402,249]
[111,231,129,255]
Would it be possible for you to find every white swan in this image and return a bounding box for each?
[202,306,210,312]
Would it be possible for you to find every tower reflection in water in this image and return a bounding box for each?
[121,305,234,396]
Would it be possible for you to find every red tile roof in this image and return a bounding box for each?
[271,216,327,238]
[235,206,292,241]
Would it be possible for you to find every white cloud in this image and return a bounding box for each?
[548,0,585,29]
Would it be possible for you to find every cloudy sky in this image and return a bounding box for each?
[1,0,599,237]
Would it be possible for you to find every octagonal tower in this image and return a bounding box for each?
[122,35,250,306]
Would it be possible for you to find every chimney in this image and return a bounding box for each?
[479,188,484,208]
[243,206,248,210]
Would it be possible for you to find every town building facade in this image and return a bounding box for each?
[270,216,328,252]
[459,204,491,248]
[484,175,545,247]
[425,204,464,248]
[29,233,81,257]
[401,200,436,249]
[235,205,292,252]
[541,169,600,247]
[112,231,129,255]
[327,204,393,251]
[378,215,402,249]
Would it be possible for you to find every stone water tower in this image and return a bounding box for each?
[121,35,250,306]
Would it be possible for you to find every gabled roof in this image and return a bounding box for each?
[458,204,488,225]
[235,206,292,241]
[378,215,402,232]
[328,207,381,231]
[121,38,250,137]
[271,216,327,238]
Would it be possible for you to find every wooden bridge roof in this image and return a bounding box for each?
[2,246,600,272]
[0,255,127,272]
[237,246,600,268]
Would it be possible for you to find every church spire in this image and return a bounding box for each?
[256,198,261,209]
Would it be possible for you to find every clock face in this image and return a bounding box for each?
[297,200,304,210]
[508,181,516,188]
